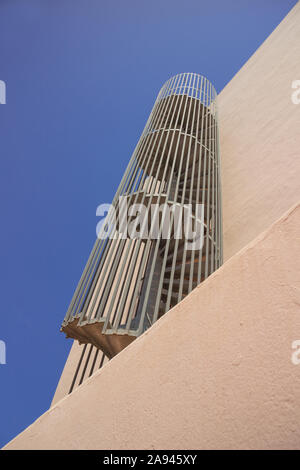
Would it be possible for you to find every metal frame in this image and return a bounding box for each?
[61,73,223,391]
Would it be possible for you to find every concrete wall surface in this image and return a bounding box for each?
[4,202,300,450]
[219,2,300,260]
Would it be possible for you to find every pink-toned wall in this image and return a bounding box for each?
[220,2,300,260]
[4,203,300,449]
[51,341,86,404]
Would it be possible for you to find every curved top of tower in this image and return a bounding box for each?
[158,73,217,106]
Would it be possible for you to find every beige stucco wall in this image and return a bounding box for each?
[220,2,300,260]
[52,341,84,405]
[4,202,300,450]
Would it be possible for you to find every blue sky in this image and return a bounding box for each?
[0,0,297,448]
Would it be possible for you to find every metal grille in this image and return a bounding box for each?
[61,73,222,379]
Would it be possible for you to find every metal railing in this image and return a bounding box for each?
[61,73,223,392]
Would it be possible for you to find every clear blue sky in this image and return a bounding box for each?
[0,0,297,447]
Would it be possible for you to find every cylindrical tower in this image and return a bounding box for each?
[61,73,222,373]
